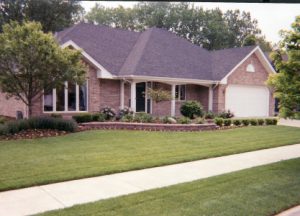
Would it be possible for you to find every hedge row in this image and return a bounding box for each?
[214,118,278,127]
[72,113,106,123]
[0,117,77,136]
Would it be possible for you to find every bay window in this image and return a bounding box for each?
[43,81,88,112]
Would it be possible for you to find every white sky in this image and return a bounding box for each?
[81,1,300,44]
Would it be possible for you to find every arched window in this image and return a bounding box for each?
[246,64,255,72]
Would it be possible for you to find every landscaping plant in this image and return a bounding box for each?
[233,119,242,126]
[217,110,234,119]
[257,119,265,125]
[250,119,258,126]
[204,111,215,119]
[134,113,153,123]
[241,119,250,126]
[72,114,93,123]
[180,100,204,119]
[178,117,191,124]
[214,118,224,127]
[223,119,232,126]
[100,106,116,120]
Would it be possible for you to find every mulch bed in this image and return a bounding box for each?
[0,129,69,141]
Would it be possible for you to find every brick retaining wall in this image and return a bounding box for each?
[80,122,217,132]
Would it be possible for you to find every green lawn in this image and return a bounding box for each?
[1,126,300,191]
[40,158,300,216]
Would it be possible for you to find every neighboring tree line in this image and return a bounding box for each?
[85,2,272,51]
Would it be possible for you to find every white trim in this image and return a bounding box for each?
[61,40,114,79]
[171,84,176,116]
[64,81,68,111]
[208,85,213,111]
[120,80,125,109]
[220,46,276,84]
[130,81,136,112]
[175,84,186,101]
[121,75,218,85]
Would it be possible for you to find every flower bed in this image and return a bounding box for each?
[0,129,68,140]
[80,122,218,132]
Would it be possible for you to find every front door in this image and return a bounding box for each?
[136,82,146,112]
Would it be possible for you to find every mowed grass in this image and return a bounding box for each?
[40,158,300,216]
[1,126,300,191]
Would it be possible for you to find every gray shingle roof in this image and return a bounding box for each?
[56,23,260,81]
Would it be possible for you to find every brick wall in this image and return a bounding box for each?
[213,52,275,116]
[99,79,121,111]
[0,91,27,118]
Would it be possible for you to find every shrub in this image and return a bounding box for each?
[118,106,134,120]
[121,114,134,122]
[92,113,106,122]
[161,116,172,124]
[180,100,204,119]
[134,113,153,123]
[1,117,77,135]
[195,117,204,124]
[257,119,265,125]
[0,116,5,124]
[72,113,93,123]
[214,118,224,127]
[294,112,300,120]
[101,106,116,120]
[178,117,191,124]
[204,111,215,119]
[50,113,62,118]
[265,118,278,125]
[218,110,234,119]
[233,119,242,126]
[250,119,258,126]
[223,119,232,126]
[241,119,250,126]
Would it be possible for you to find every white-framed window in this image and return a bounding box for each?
[43,81,88,112]
[246,63,255,72]
[175,85,186,101]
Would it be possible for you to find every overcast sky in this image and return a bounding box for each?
[81,1,300,44]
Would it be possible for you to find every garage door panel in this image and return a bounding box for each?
[225,85,269,117]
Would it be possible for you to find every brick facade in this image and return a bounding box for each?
[0,91,27,118]
[213,52,275,116]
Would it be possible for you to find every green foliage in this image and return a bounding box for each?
[217,110,234,119]
[72,114,93,123]
[100,106,116,120]
[147,88,172,103]
[0,0,84,32]
[118,107,134,119]
[243,34,273,52]
[92,113,106,122]
[180,101,204,119]
[204,111,215,119]
[0,117,77,135]
[233,119,242,126]
[86,3,264,50]
[265,118,278,125]
[178,117,191,124]
[267,16,300,119]
[214,118,224,127]
[241,119,250,126]
[223,119,232,126]
[0,116,5,124]
[257,119,265,125]
[250,119,258,126]
[121,114,134,122]
[161,116,172,124]
[195,117,204,124]
[134,113,153,123]
[0,21,87,116]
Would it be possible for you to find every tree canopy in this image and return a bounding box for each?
[0,21,86,116]
[267,16,300,119]
[0,0,84,32]
[86,2,272,51]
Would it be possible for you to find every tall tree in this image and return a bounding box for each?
[267,16,300,118]
[85,2,266,50]
[243,34,273,52]
[0,21,86,116]
[0,0,84,32]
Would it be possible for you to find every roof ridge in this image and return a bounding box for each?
[55,23,81,42]
[119,28,153,75]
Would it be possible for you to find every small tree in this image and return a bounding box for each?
[180,100,204,119]
[0,21,86,117]
[147,87,172,103]
[267,16,300,118]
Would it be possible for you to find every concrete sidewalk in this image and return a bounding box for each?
[278,119,300,128]
[1,144,300,216]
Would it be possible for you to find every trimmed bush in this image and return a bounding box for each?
[0,116,5,124]
[204,111,215,119]
[265,118,278,125]
[1,117,77,135]
[233,119,242,126]
[180,101,204,119]
[250,119,258,126]
[72,114,93,123]
[92,113,106,122]
[241,119,250,126]
[134,113,153,123]
[50,113,62,118]
[223,119,232,126]
[214,118,224,127]
[121,114,134,122]
[178,117,191,124]
[257,119,265,125]
[217,110,234,119]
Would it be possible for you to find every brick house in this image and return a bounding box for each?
[0,23,276,118]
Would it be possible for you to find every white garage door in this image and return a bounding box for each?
[225,85,270,117]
